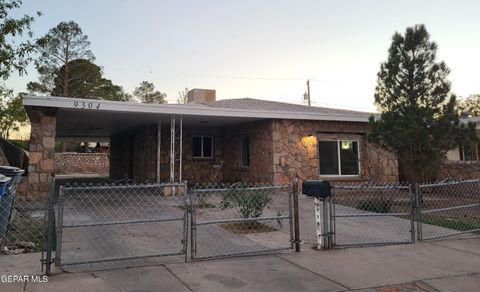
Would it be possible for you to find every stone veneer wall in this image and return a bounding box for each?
[109,125,157,183]
[27,107,56,198]
[55,153,109,174]
[271,119,398,184]
[180,127,224,184]
[221,120,274,183]
[437,160,480,180]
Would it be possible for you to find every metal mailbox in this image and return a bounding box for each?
[302,180,332,198]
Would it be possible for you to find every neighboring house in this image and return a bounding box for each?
[441,117,480,179]
[22,89,398,198]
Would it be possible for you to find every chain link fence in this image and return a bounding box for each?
[331,182,415,247]
[0,195,47,255]
[190,183,293,260]
[418,179,480,240]
[55,182,188,266]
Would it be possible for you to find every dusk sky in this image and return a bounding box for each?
[6,0,480,112]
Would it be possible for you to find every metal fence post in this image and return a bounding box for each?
[44,175,56,275]
[409,183,416,243]
[54,186,64,267]
[415,183,423,241]
[183,183,189,263]
[292,177,300,252]
[190,189,197,260]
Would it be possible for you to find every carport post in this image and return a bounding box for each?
[292,177,300,252]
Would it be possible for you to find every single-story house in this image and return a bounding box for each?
[23,89,398,198]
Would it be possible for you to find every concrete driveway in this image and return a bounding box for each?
[1,236,479,291]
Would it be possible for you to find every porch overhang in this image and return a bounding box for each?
[23,95,370,139]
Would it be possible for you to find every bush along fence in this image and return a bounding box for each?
[329,179,480,248]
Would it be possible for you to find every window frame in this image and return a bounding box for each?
[239,135,250,167]
[192,135,214,159]
[318,139,360,177]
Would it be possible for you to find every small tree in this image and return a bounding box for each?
[369,24,476,183]
[133,81,167,104]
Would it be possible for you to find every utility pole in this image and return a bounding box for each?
[307,79,311,106]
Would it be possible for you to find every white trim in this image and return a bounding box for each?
[23,95,371,123]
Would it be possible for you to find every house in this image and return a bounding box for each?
[22,89,398,198]
[441,117,480,179]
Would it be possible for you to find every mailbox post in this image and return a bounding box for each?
[302,180,332,250]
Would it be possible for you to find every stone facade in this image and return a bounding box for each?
[54,153,109,175]
[437,160,480,180]
[222,120,274,183]
[27,108,56,198]
[110,119,399,185]
[271,119,398,184]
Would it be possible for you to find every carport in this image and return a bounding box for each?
[23,95,270,197]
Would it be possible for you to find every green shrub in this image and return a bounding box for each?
[219,184,273,218]
[357,198,392,213]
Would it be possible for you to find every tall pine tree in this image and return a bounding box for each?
[369,24,475,183]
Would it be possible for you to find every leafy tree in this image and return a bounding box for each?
[0,0,39,80]
[369,24,476,183]
[458,94,480,117]
[94,78,132,102]
[177,87,188,104]
[0,90,28,138]
[29,58,131,101]
[27,21,94,97]
[133,81,167,104]
[50,58,101,98]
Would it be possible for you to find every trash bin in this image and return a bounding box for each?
[0,166,25,236]
[0,174,11,198]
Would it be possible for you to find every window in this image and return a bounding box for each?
[319,140,359,175]
[459,143,478,161]
[240,135,250,167]
[192,136,213,158]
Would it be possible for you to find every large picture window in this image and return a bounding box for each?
[319,140,359,175]
[192,136,213,158]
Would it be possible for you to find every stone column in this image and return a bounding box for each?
[28,107,56,198]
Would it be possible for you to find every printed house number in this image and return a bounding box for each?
[73,101,101,110]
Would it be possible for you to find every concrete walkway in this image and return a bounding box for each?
[1,236,479,292]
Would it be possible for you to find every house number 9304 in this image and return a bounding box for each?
[73,101,101,110]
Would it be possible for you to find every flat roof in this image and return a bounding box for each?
[23,95,372,138]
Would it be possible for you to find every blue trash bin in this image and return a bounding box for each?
[0,174,11,197]
[0,166,25,236]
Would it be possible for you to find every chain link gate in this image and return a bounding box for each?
[190,183,294,260]
[331,183,416,248]
[417,179,480,241]
[54,182,188,266]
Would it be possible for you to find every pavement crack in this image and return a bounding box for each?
[274,254,351,290]
[164,265,193,292]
